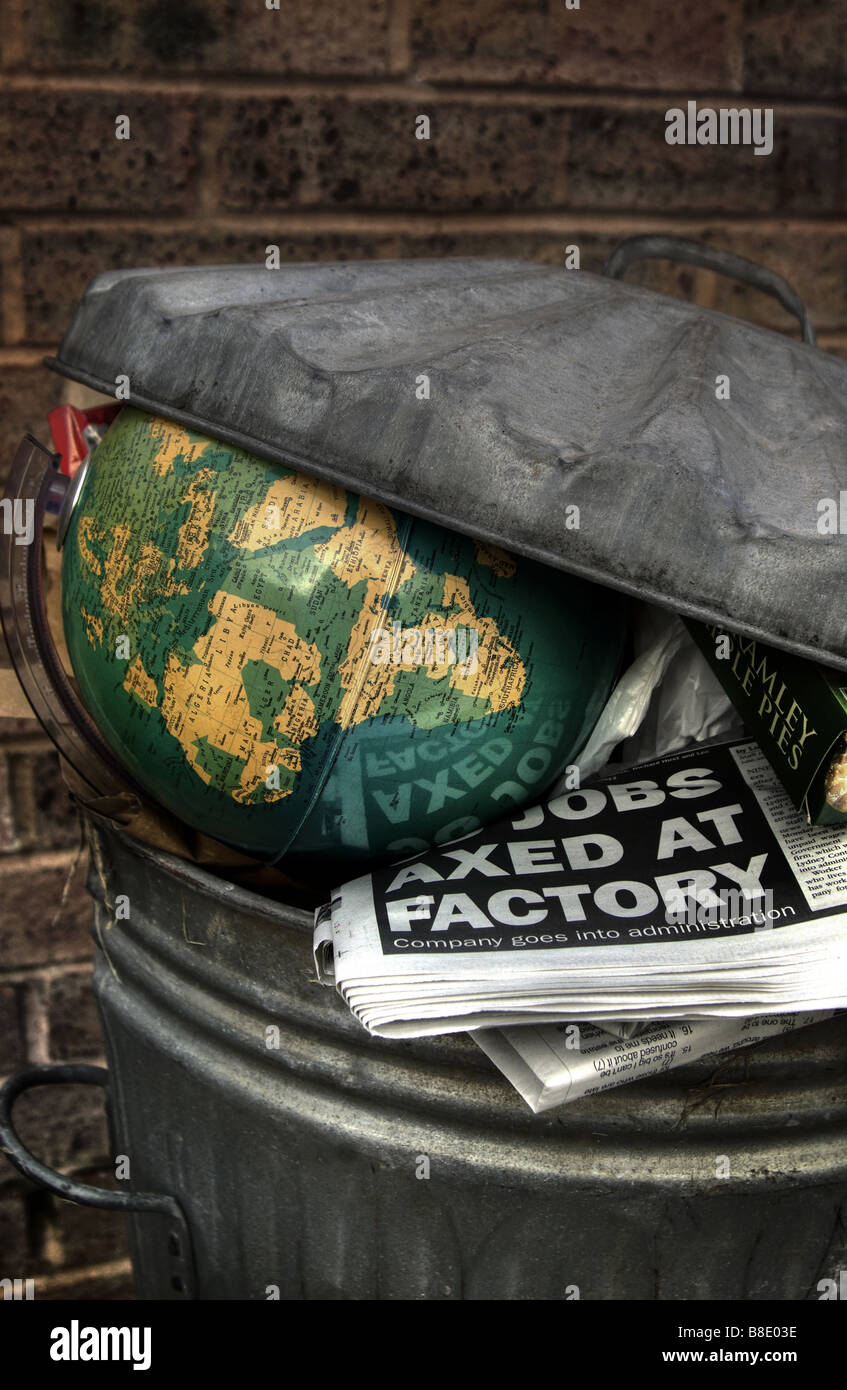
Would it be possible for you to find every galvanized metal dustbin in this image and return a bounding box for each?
[2,238,847,1299]
[4,808,845,1300]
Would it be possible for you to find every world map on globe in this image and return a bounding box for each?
[61,407,626,866]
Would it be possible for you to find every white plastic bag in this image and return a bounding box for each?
[551,602,744,793]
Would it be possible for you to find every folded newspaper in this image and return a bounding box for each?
[473,1012,835,1112]
[313,739,847,1038]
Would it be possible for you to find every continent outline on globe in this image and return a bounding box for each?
[61,407,625,863]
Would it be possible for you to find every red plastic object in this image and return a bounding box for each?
[48,403,122,477]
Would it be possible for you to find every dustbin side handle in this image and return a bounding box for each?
[601,234,816,347]
[0,1064,195,1297]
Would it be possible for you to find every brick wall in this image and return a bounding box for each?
[0,723,134,1297]
[1,0,845,1301]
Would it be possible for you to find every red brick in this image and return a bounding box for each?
[318,100,566,212]
[231,0,390,76]
[46,968,102,1060]
[0,750,19,851]
[9,750,81,851]
[0,7,23,70]
[0,983,25,1075]
[0,368,64,487]
[21,0,391,76]
[19,0,125,69]
[20,226,400,344]
[0,91,201,214]
[0,853,93,968]
[743,0,847,96]
[219,96,567,212]
[216,97,321,208]
[411,0,739,90]
[564,109,845,216]
[122,0,226,69]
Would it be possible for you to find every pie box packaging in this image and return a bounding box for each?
[687,619,847,827]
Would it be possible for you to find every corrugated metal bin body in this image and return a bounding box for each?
[84,812,847,1301]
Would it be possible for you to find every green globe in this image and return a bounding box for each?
[60,408,627,867]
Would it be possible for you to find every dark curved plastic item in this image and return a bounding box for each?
[0,436,143,800]
[0,439,141,800]
[45,244,847,669]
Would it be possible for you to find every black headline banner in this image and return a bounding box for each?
[371,742,823,955]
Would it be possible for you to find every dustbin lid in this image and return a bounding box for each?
[46,252,847,670]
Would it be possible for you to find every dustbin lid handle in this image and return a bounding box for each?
[601,234,816,347]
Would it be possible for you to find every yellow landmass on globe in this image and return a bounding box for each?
[80,606,103,649]
[475,542,517,578]
[275,683,320,746]
[177,469,217,569]
[314,496,414,593]
[78,521,190,622]
[77,517,103,576]
[148,419,210,477]
[160,590,322,804]
[73,454,526,808]
[424,575,525,710]
[99,527,163,624]
[228,472,347,551]
[123,654,158,708]
[316,501,525,727]
[315,498,416,727]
